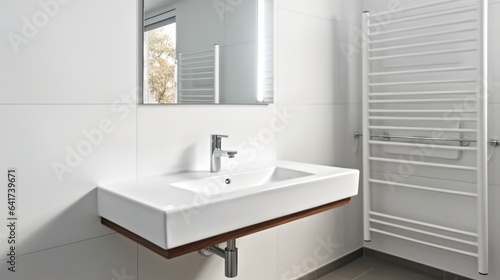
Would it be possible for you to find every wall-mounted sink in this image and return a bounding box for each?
[97,160,359,251]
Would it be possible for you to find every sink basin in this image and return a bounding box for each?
[97,160,359,250]
[171,167,312,195]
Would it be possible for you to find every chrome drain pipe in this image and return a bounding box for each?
[199,239,238,278]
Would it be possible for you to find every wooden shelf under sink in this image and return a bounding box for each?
[101,197,351,260]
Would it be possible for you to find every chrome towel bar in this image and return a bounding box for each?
[354,132,500,147]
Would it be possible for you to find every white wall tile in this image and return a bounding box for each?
[339,22,363,104]
[276,104,363,277]
[276,11,361,105]
[137,105,278,177]
[277,10,341,105]
[278,0,361,26]
[0,105,137,257]
[489,2,500,103]
[487,184,500,280]
[0,234,137,280]
[138,228,278,280]
[487,103,500,186]
[277,104,362,168]
[0,0,138,104]
[277,202,362,280]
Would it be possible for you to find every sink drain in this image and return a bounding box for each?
[225,178,231,184]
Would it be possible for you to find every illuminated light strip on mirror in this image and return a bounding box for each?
[257,0,266,102]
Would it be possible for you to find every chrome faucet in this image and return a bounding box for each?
[210,134,237,173]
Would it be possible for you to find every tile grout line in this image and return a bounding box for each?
[0,232,117,261]
[351,268,374,280]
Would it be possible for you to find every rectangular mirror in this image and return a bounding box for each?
[141,0,275,104]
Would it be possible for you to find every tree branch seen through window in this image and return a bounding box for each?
[146,24,176,104]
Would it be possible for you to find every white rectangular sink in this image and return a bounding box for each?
[97,160,359,250]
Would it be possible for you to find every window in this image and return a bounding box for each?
[143,10,177,104]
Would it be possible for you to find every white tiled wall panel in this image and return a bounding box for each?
[277,11,362,105]
[277,10,341,105]
[277,104,362,168]
[489,2,500,103]
[277,202,363,280]
[137,105,278,177]
[0,0,137,104]
[0,105,137,257]
[274,0,363,277]
[0,234,137,280]
[278,0,361,25]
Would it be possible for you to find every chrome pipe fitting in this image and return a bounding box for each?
[198,239,238,278]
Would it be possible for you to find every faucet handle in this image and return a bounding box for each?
[211,134,228,140]
[210,134,229,138]
[211,135,228,149]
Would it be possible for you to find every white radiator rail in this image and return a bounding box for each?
[177,45,219,104]
[368,0,464,18]
[369,28,477,44]
[361,1,491,274]
[369,179,478,197]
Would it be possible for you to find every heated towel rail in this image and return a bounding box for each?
[177,45,219,104]
[361,0,493,275]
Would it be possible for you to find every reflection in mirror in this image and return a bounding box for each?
[142,0,274,105]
